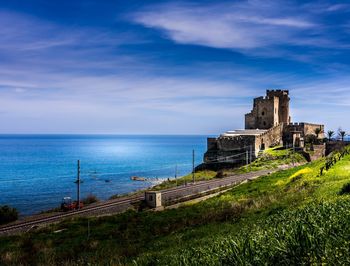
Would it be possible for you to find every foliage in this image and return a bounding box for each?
[81,194,99,205]
[215,170,225,178]
[337,127,347,141]
[0,205,18,225]
[314,127,322,138]
[327,130,334,141]
[339,182,350,195]
[304,134,318,144]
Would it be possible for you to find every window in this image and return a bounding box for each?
[262,111,265,116]
[263,121,266,126]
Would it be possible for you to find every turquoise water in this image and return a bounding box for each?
[0,135,208,216]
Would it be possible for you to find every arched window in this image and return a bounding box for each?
[262,111,265,116]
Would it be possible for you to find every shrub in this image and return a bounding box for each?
[339,183,350,195]
[0,205,18,225]
[215,171,225,178]
[82,194,99,205]
[305,134,318,144]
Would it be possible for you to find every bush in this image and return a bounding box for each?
[305,134,318,144]
[0,205,18,225]
[82,194,99,205]
[339,183,350,195]
[215,171,225,178]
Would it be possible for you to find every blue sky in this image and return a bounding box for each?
[1,0,350,134]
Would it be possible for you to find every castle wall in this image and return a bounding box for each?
[256,124,283,150]
[207,138,217,151]
[204,135,257,164]
[282,122,324,146]
[302,123,324,138]
[245,113,255,129]
[217,135,256,152]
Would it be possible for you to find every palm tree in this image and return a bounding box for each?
[327,130,334,141]
[314,128,322,139]
[338,128,347,142]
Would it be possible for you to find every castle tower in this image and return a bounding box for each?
[266,90,290,125]
[245,90,290,129]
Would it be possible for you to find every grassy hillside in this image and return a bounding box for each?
[1,147,349,265]
[153,146,306,190]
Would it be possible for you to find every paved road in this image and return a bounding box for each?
[160,165,294,205]
[0,164,299,235]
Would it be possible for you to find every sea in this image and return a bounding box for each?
[0,135,209,216]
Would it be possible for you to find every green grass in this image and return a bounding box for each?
[0,147,349,265]
[153,145,307,190]
[151,170,217,190]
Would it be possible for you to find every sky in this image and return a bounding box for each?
[1,0,350,134]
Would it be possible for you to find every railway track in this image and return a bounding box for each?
[0,164,298,235]
[0,195,143,234]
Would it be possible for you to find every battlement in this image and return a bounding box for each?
[266,89,289,96]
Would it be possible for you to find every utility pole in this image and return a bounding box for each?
[77,160,81,210]
[175,164,178,186]
[249,145,252,171]
[192,150,195,184]
[246,149,248,166]
[87,219,90,239]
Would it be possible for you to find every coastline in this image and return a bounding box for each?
[0,134,208,216]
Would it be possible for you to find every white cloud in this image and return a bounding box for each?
[131,1,345,53]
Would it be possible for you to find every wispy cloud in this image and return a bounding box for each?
[131,1,348,54]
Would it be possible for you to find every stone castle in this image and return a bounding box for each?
[203,90,324,168]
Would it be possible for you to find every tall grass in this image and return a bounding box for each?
[136,200,350,265]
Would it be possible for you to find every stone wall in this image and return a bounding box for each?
[302,123,325,138]
[207,138,217,151]
[256,123,283,151]
[204,135,256,164]
[310,144,326,161]
[283,122,324,145]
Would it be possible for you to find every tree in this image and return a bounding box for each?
[338,127,347,142]
[305,134,317,144]
[0,205,18,225]
[314,128,322,139]
[327,130,334,141]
